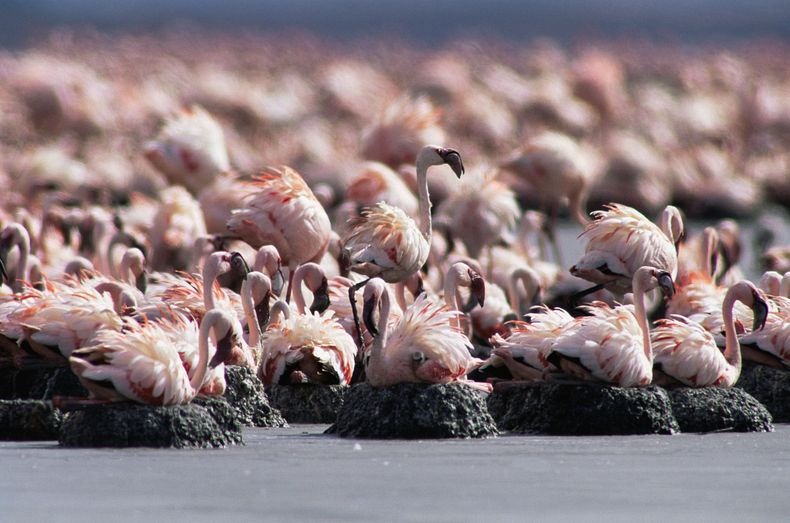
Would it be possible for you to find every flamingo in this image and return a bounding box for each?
[652,280,769,387]
[486,305,575,381]
[361,278,491,392]
[149,185,208,272]
[68,310,231,405]
[544,266,675,386]
[258,265,357,386]
[342,144,465,346]
[226,165,331,302]
[469,266,542,342]
[570,204,681,299]
[143,105,230,195]
[499,131,600,264]
[435,167,520,260]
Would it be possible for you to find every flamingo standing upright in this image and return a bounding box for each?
[342,144,465,346]
[226,166,331,302]
[499,131,599,264]
[652,280,769,387]
[545,266,675,386]
[361,278,491,392]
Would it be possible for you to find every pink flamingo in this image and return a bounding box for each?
[342,144,465,346]
[571,204,681,299]
[652,280,769,387]
[362,278,491,392]
[68,310,231,405]
[545,266,675,386]
[226,166,331,302]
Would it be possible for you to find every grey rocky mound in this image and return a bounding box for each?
[0,400,62,440]
[488,382,679,435]
[220,366,287,427]
[736,363,790,422]
[668,387,774,432]
[266,384,347,423]
[59,401,242,448]
[330,382,498,439]
[0,367,87,400]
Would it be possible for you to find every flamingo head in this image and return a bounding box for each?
[206,310,238,368]
[436,147,465,178]
[463,267,486,311]
[656,270,675,300]
[309,277,330,314]
[255,245,284,296]
[750,287,769,332]
[229,251,251,279]
[362,278,388,337]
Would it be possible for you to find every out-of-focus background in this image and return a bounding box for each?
[2,0,789,47]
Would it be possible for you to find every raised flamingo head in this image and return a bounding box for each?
[293,262,330,314]
[121,247,147,293]
[658,205,685,251]
[419,145,465,178]
[204,308,239,369]
[244,271,273,328]
[634,266,675,299]
[734,281,769,331]
[229,251,251,279]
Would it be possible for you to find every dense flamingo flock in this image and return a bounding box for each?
[0,33,788,409]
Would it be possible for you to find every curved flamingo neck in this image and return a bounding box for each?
[268,300,290,327]
[721,285,746,370]
[443,267,462,312]
[6,226,30,292]
[415,151,434,242]
[292,266,308,314]
[241,277,262,349]
[202,255,225,311]
[368,288,392,385]
[508,267,539,314]
[701,228,719,279]
[781,274,790,298]
[568,184,590,225]
[631,271,653,363]
[192,316,214,392]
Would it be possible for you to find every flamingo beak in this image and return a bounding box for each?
[256,292,271,329]
[362,294,379,337]
[135,271,148,294]
[438,148,465,178]
[271,265,285,296]
[230,251,250,277]
[309,278,331,315]
[752,294,768,332]
[657,272,675,300]
[0,257,8,286]
[463,271,486,312]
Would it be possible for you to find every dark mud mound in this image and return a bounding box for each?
[488,382,679,435]
[266,384,347,423]
[668,387,773,433]
[59,402,242,448]
[330,382,498,439]
[736,363,790,422]
[0,367,87,400]
[0,399,62,440]
[222,366,286,427]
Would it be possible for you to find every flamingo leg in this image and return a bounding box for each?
[348,277,372,349]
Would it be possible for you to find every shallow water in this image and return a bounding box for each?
[2,424,788,521]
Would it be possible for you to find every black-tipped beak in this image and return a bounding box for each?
[256,292,271,329]
[463,271,486,312]
[309,278,331,315]
[438,148,465,178]
[230,251,251,278]
[0,257,7,285]
[657,272,675,300]
[362,294,379,337]
[271,266,285,296]
[752,295,769,332]
[136,272,148,294]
